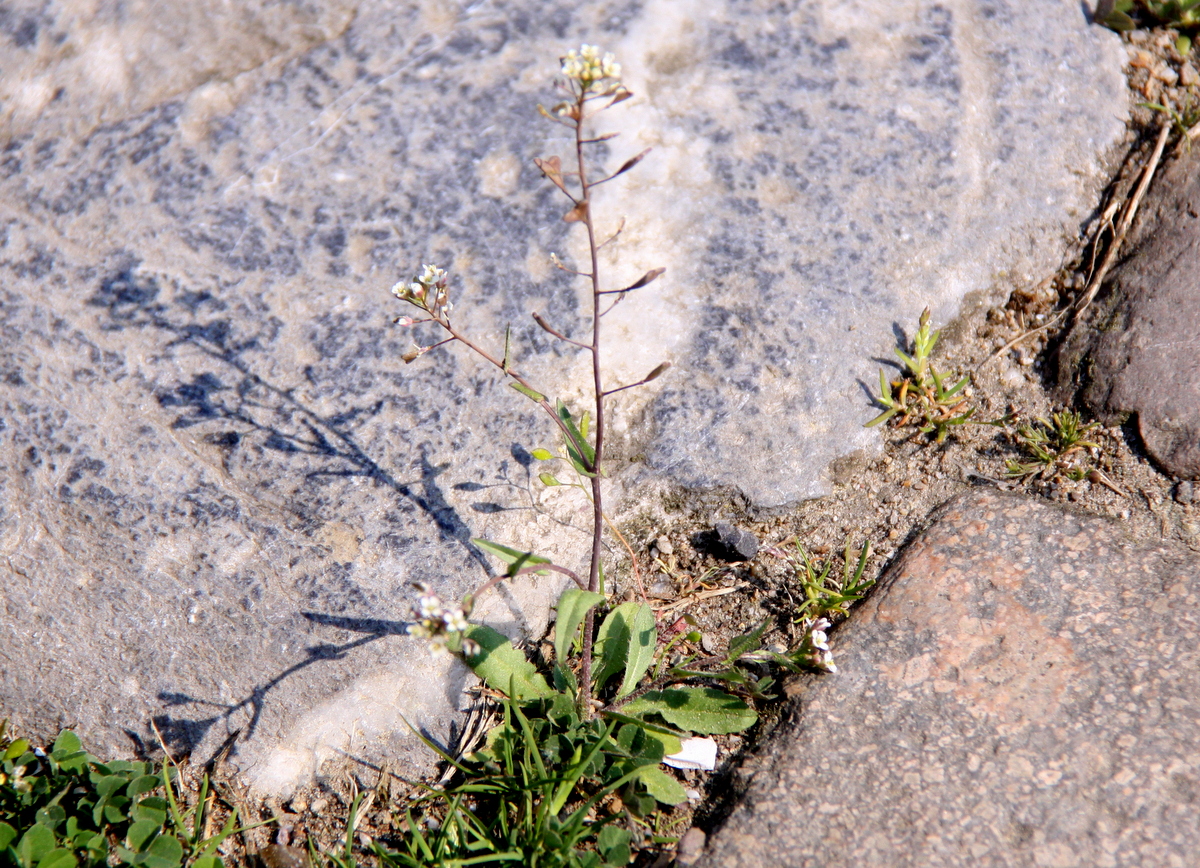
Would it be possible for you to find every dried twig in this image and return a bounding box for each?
[976,308,1067,370]
[654,582,750,618]
[1074,122,1170,322]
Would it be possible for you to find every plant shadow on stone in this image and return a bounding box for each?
[86,269,496,762]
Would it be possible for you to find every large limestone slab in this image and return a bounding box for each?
[699,490,1200,868]
[0,1,1125,792]
[1057,145,1200,479]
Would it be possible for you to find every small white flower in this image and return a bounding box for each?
[810,629,830,651]
[443,608,469,633]
[817,649,837,673]
[394,315,415,327]
[419,594,444,620]
[461,638,481,658]
[560,44,622,94]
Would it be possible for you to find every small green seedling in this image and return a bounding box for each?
[865,308,980,442]
[1141,98,1200,140]
[789,539,875,625]
[1005,410,1102,481]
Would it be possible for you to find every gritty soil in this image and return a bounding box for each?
[43,22,1198,868]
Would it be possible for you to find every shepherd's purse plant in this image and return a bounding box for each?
[380,45,842,866]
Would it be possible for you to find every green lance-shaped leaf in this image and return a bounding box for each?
[509,381,546,403]
[530,448,554,461]
[635,766,688,806]
[725,619,769,664]
[554,588,605,666]
[472,538,551,577]
[622,687,758,734]
[593,602,657,697]
[556,399,596,474]
[461,625,554,700]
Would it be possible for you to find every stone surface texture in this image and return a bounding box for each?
[699,490,1200,868]
[1057,145,1200,479]
[0,0,1126,792]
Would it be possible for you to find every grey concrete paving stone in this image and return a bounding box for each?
[698,489,1200,868]
[0,0,1126,792]
[1057,144,1200,479]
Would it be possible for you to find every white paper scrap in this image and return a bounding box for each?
[663,737,718,771]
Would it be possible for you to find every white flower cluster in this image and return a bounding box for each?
[801,617,837,673]
[391,263,453,321]
[407,583,478,655]
[560,44,622,94]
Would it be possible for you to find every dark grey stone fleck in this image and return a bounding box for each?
[714,521,759,561]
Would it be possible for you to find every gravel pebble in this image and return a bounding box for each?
[714,521,759,560]
[676,828,707,867]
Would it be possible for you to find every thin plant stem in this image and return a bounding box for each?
[576,86,606,712]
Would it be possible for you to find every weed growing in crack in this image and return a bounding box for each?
[380,46,838,867]
[865,308,997,442]
[782,539,875,673]
[1005,410,1102,481]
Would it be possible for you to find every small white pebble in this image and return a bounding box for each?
[1152,64,1179,85]
[656,535,674,555]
